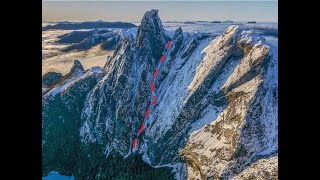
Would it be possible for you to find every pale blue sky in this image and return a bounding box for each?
[43,1,278,22]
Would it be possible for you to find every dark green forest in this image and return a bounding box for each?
[82,153,176,180]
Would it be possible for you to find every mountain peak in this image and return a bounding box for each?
[136,9,165,48]
[135,9,167,63]
[174,27,183,37]
[140,9,161,32]
[69,60,84,76]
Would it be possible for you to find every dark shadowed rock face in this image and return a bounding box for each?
[101,36,119,50]
[42,61,105,177]
[42,72,63,87]
[136,9,169,66]
[69,60,84,76]
[42,60,85,95]
[42,10,278,180]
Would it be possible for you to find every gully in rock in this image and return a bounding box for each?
[132,41,172,150]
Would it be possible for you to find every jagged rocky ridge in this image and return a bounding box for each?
[42,9,278,179]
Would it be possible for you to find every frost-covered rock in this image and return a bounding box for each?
[42,9,278,180]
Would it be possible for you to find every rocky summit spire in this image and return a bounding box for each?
[69,60,84,76]
[174,27,183,37]
[135,9,166,62]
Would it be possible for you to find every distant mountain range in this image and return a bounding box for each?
[42,21,137,31]
[58,29,121,52]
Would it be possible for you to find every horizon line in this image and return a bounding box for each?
[43,0,278,2]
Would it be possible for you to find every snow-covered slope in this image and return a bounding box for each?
[42,9,278,179]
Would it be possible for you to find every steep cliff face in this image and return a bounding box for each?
[42,63,105,176]
[42,9,278,180]
[180,29,277,179]
[79,10,170,158]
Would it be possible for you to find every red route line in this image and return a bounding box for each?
[151,81,155,92]
[138,123,145,135]
[160,54,165,63]
[154,68,159,78]
[144,107,150,119]
[166,41,171,50]
[132,41,171,149]
[133,138,137,148]
[151,96,156,105]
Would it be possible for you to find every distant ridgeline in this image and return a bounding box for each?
[42,21,137,31]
